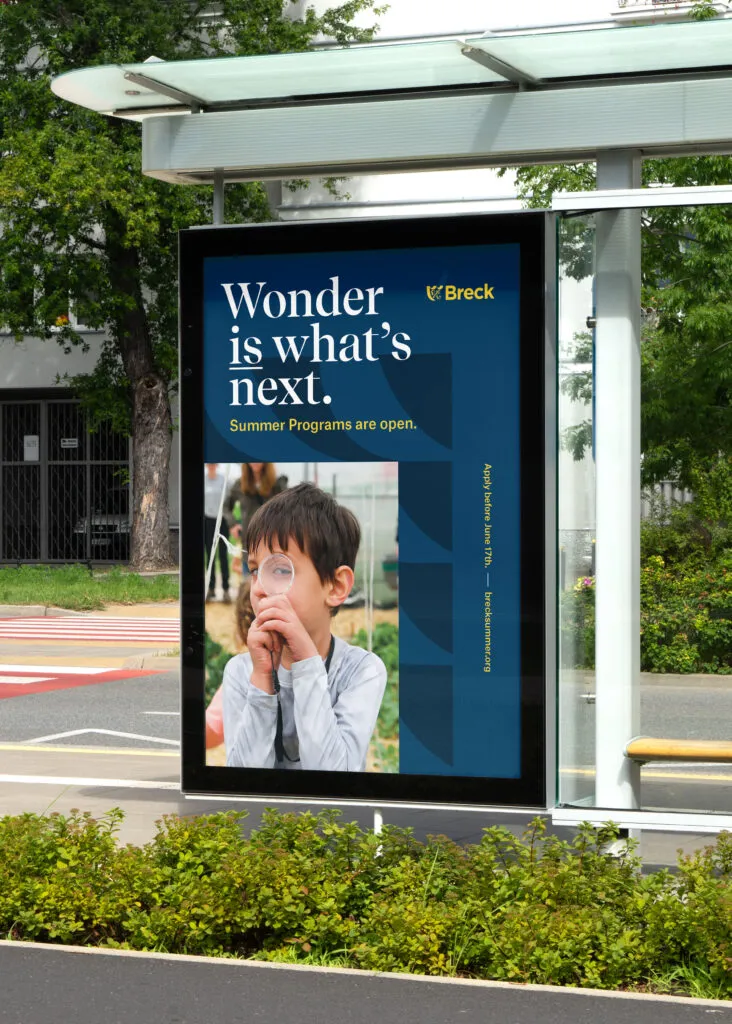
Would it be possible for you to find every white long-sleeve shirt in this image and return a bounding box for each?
[222,636,387,772]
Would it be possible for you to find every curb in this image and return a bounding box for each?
[0,605,83,618]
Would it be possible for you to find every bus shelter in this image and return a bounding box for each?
[53,15,732,833]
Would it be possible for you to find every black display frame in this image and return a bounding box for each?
[179,211,548,808]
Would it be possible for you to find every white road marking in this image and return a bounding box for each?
[142,711,180,716]
[0,675,54,685]
[24,728,180,746]
[0,742,177,757]
[0,774,179,790]
[0,665,113,675]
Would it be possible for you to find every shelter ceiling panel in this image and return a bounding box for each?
[141,78,732,183]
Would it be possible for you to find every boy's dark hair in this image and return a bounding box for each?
[246,482,360,584]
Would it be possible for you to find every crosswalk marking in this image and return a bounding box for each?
[0,616,179,643]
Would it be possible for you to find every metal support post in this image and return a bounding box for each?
[594,150,642,810]
[544,213,558,810]
[373,807,384,836]
[212,169,224,225]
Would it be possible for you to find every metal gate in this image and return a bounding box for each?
[0,397,130,563]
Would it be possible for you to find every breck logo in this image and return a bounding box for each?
[426,284,494,301]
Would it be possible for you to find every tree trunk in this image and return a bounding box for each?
[105,217,176,571]
[129,372,174,570]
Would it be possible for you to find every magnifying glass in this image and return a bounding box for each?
[258,552,295,596]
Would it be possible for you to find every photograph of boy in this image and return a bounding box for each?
[222,483,388,771]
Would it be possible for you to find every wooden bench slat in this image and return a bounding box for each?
[626,737,732,763]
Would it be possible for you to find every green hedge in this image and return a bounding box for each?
[561,550,732,673]
[1,808,731,998]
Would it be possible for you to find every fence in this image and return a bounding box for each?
[0,397,130,563]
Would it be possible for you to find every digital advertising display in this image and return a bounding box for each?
[180,212,547,807]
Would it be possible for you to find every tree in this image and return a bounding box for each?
[511,156,732,510]
[509,2,732,515]
[0,0,379,569]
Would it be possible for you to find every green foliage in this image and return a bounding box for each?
[0,563,178,610]
[352,622,399,772]
[559,330,593,459]
[515,155,732,491]
[690,0,721,19]
[2,808,731,998]
[642,484,732,563]
[560,575,596,670]
[639,552,732,673]
[0,0,380,376]
[0,0,380,565]
[561,529,732,672]
[205,632,229,706]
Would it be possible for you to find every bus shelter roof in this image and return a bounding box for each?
[51,17,732,183]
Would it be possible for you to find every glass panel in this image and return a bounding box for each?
[557,199,732,816]
[635,200,732,816]
[153,41,504,103]
[53,41,505,114]
[467,18,732,81]
[557,212,596,807]
[53,19,732,117]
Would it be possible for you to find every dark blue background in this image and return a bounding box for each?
[203,244,521,779]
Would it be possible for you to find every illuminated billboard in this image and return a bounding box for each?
[180,212,547,807]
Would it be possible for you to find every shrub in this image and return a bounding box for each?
[640,553,732,673]
[561,549,732,673]
[1,808,731,999]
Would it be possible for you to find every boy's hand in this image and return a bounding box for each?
[254,595,319,665]
[246,618,282,694]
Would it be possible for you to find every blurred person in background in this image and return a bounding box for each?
[204,463,232,604]
[225,463,288,561]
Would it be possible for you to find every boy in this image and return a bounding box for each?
[222,482,387,771]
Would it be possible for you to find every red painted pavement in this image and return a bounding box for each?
[0,669,159,700]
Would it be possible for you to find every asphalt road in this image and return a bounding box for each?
[2,945,731,1024]
[3,670,730,749]
[2,670,729,813]
[0,670,180,748]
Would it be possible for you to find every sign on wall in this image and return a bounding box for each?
[180,212,547,808]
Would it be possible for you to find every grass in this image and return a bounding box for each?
[645,962,732,1001]
[0,564,179,610]
[249,946,355,969]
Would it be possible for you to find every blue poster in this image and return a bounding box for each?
[202,241,523,780]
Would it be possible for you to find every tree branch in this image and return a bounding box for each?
[77,235,105,252]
